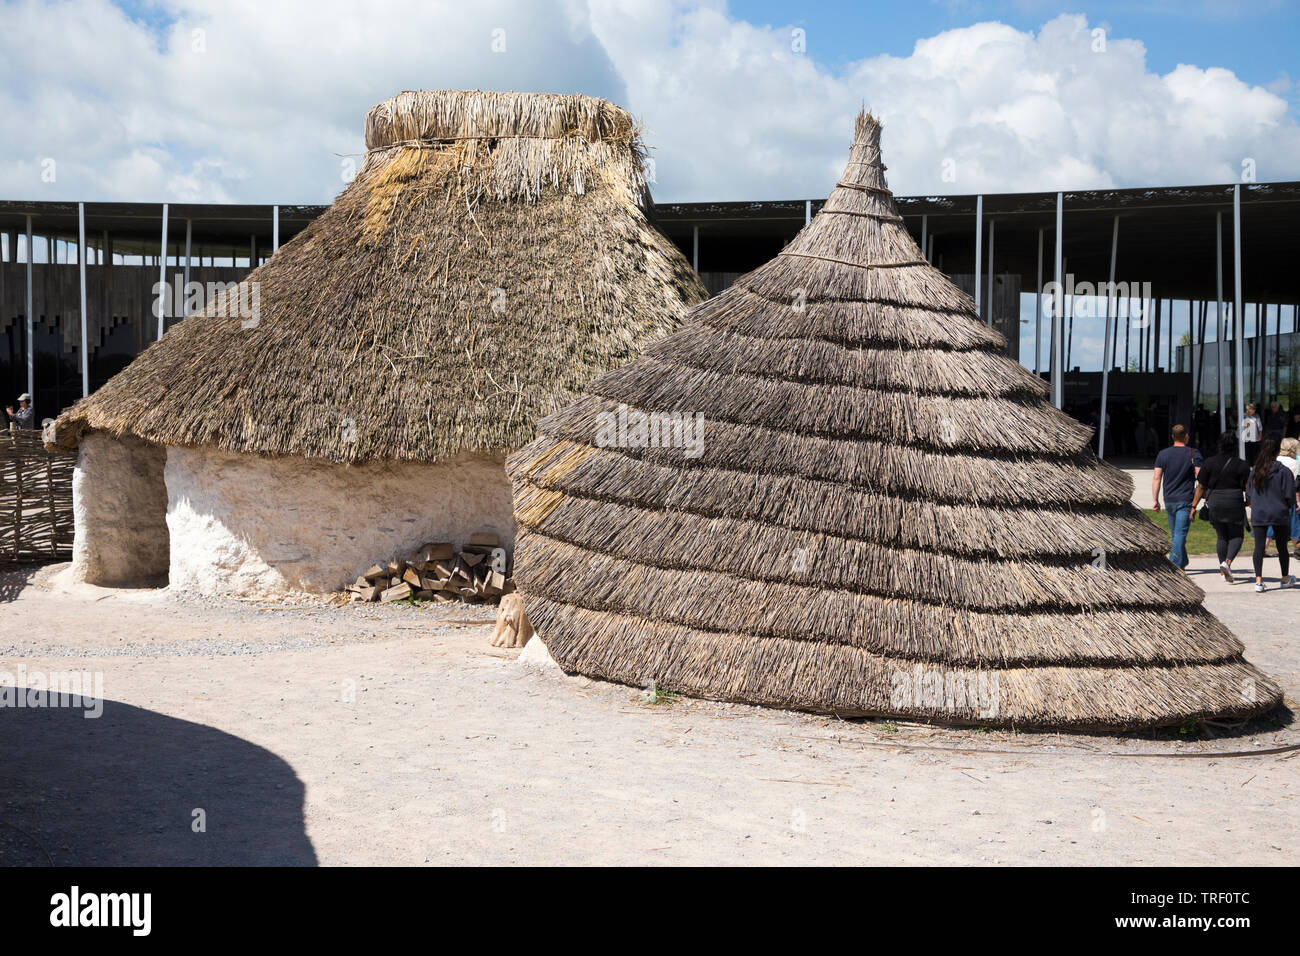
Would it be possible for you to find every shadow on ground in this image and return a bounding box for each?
[0,561,54,604]
[0,696,317,865]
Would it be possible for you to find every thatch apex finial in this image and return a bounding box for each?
[364,89,639,151]
[853,109,882,148]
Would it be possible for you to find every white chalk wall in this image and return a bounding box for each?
[164,446,515,597]
[70,433,170,586]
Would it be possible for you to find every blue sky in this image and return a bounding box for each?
[731,0,1300,114]
[9,0,1297,204]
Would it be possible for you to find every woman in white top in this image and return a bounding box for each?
[1242,403,1263,465]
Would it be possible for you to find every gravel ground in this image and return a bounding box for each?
[0,558,1295,866]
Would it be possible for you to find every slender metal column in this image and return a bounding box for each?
[1232,185,1246,459]
[24,214,34,403]
[1216,211,1225,432]
[973,195,983,319]
[183,218,193,317]
[1052,193,1064,409]
[78,203,89,397]
[1099,215,1119,460]
[1034,229,1043,376]
[157,203,169,339]
[985,219,995,328]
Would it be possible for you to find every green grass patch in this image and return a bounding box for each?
[641,682,681,706]
[1140,508,1221,556]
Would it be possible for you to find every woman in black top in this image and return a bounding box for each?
[1244,437,1299,592]
[1190,432,1250,583]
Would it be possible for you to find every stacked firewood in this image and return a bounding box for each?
[346,533,514,605]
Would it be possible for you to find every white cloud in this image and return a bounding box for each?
[1,1,1297,203]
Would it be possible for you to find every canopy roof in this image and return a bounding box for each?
[49,90,706,462]
[507,111,1282,730]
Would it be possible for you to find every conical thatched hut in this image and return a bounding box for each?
[48,90,706,596]
[506,111,1282,729]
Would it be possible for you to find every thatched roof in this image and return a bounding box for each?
[506,111,1283,730]
[49,90,706,462]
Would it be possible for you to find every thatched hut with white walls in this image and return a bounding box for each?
[47,90,706,596]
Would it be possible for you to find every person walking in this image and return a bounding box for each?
[1264,400,1287,442]
[1244,438,1298,592]
[4,393,34,430]
[1241,403,1263,464]
[1280,437,1300,547]
[1152,424,1202,571]
[1190,432,1250,584]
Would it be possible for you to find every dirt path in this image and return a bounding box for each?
[0,557,1295,866]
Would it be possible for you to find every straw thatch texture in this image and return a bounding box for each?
[48,90,706,463]
[506,110,1283,729]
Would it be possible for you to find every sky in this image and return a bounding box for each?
[2,0,1298,206]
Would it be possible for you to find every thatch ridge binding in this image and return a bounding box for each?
[359,90,649,206]
[49,90,706,462]
[505,108,1283,728]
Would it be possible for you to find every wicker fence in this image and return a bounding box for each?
[0,428,75,560]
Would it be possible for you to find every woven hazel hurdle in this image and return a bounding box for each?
[507,110,1285,730]
[0,429,74,560]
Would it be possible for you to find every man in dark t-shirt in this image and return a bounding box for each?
[1263,401,1287,442]
[1152,424,1203,570]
